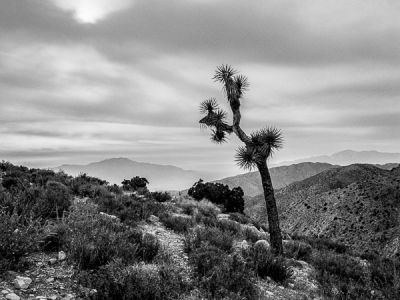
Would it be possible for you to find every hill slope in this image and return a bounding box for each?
[55,158,202,191]
[247,164,400,257]
[215,162,336,197]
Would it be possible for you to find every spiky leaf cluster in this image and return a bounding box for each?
[235,146,257,170]
[200,98,218,114]
[213,64,237,84]
[250,127,283,148]
[211,129,227,144]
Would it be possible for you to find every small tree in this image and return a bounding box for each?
[199,65,283,254]
[122,176,149,194]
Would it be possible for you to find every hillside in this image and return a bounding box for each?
[54,157,202,191]
[215,162,335,197]
[277,150,400,166]
[248,164,400,257]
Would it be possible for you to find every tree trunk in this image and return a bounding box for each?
[257,161,283,255]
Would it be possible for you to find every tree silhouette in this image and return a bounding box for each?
[199,65,283,254]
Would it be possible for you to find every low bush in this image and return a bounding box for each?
[184,226,234,253]
[242,225,268,244]
[176,198,220,218]
[216,219,242,235]
[229,212,252,225]
[0,211,42,273]
[150,191,172,203]
[189,244,258,299]
[96,194,165,225]
[65,202,158,270]
[284,240,312,260]
[77,260,189,300]
[159,213,194,233]
[255,254,293,283]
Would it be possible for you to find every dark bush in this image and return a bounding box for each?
[284,240,312,260]
[255,254,293,283]
[150,191,172,203]
[190,244,258,299]
[0,211,41,273]
[188,179,244,213]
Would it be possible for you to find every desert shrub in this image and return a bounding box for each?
[0,211,42,273]
[292,235,347,254]
[370,257,400,298]
[159,213,194,233]
[96,194,165,225]
[251,240,292,282]
[151,191,172,203]
[65,202,156,270]
[216,219,242,235]
[188,180,245,213]
[177,198,220,218]
[284,240,312,260]
[312,251,365,282]
[184,226,234,253]
[40,221,70,252]
[189,244,258,299]
[229,212,252,225]
[77,260,189,300]
[255,254,293,283]
[242,225,268,244]
[137,232,160,262]
[35,181,72,219]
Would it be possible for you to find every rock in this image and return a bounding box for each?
[46,277,55,283]
[6,293,20,300]
[49,258,57,265]
[61,294,75,300]
[148,215,159,223]
[2,290,10,295]
[264,291,274,296]
[49,296,58,300]
[58,251,66,261]
[99,212,119,221]
[14,276,32,289]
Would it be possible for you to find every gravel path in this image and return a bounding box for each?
[139,217,193,284]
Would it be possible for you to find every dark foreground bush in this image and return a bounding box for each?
[284,240,312,260]
[189,244,258,300]
[150,191,172,203]
[77,260,189,300]
[0,211,41,273]
[66,202,159,270]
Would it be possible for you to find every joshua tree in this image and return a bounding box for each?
[199,65,283,254]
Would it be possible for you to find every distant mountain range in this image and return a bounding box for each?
[277,150,400,166]
[246,164,400,257]
[54,158,203,191]
[215,162,336,197]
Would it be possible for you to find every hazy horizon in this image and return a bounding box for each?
[1,0,400,176]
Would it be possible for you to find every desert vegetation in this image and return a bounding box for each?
[1,161,399,299]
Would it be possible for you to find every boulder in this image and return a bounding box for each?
[14,276,32,289]
[58,251,66,261]
[6,293,20,300]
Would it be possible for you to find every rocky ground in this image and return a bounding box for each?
[0,252,95,300]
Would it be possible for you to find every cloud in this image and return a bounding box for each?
[0,0,400,177]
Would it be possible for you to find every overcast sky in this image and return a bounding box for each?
[1,0,400,177]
